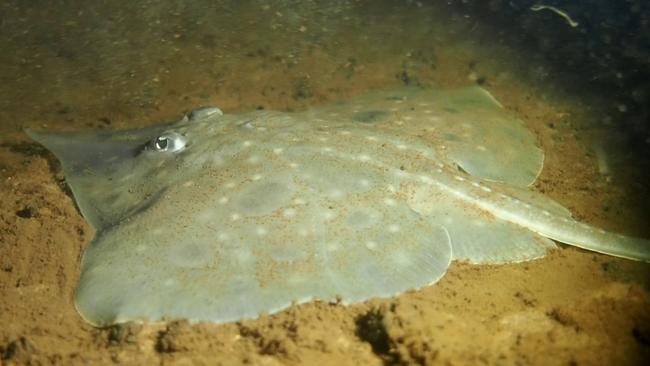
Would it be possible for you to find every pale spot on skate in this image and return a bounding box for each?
[293,198,306,205]
[384,198,397,206]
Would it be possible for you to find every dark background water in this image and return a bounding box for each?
[447,0,650,143]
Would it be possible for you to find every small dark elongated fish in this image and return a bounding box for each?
[28,86,650,326]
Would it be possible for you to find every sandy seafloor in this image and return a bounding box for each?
[1,1,649,365]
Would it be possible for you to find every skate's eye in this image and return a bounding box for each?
[147,132,187,153]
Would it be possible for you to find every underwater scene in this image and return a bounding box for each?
[1,0,649,364]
